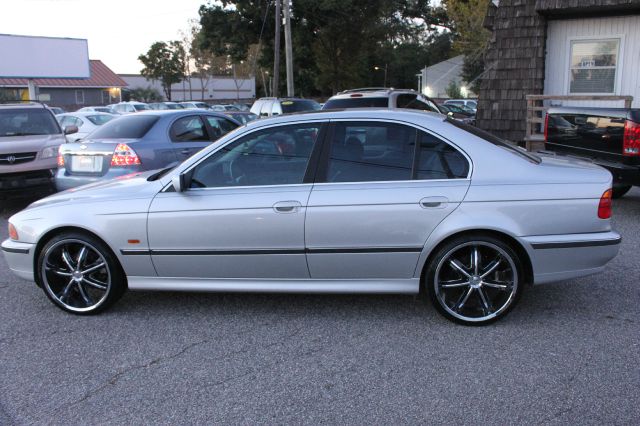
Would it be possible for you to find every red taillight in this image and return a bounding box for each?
[598,189,612,219]
[57,146,64,167]
[110,143,141,166]
[623,120,640,156]
[544,113,549,141]
[8,223,18,240]
[350,94,363,97]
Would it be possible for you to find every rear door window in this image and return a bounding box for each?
[324,122,415,183]
[416,132,469,179]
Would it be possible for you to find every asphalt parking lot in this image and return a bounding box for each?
[0,190,638,425]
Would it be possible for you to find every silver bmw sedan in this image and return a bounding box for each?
[2,109,621,324]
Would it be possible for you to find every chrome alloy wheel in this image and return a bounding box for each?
[434,242,518,323]
[41,239,111,313]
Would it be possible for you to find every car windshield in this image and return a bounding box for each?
[446,117,541,164]
[86,114,115,126]
[280,99,321,113]
[88,115,159,139]
[323,97,388,109]
[0,108,60,137]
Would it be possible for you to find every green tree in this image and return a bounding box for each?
[128,86,163,102]
[445,80,463,98]
[138,41,185,101]
[443,0,492,93]
[197,0,452,97]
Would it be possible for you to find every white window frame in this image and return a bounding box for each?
[75,89,85,105]
[565,35,624,96]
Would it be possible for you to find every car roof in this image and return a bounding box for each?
[328,88,420,99]
[242,108,445,129]
[0,102,50,110]
[133,110,235,119]
[59,112,114,117]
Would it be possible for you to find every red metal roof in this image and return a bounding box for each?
[0,60,127,88]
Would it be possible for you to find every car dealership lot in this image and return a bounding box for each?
[0,192,638,424]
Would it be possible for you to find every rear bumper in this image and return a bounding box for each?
[55,166,143,191]
[522,231,621,285]
[1,239,35,281]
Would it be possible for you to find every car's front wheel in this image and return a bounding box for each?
[426,235,524,325]
[36,232,126,314]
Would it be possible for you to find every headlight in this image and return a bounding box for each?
[41,146,58,159]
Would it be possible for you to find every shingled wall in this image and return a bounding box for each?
[475,0,546,142]
[476,0,640,142]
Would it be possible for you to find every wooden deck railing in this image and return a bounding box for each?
[525,95,633,150]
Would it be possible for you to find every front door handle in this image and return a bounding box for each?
[180,149,191,156]
[273,201,302,213]
[420,196,449,209]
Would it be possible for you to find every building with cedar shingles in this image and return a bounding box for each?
[476,0,640,142]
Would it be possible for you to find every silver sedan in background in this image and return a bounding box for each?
[2,109,620,324]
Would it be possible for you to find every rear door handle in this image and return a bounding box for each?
[273,201,302,213]
[420,196,449,209]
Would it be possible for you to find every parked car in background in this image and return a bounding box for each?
[77,106,113,114]
[180,101,211,110]
[48,107,65,115]
[322,88,441,114]
[544,106,640,198]
[111,102,150,114]
[438,104,475,125]
[251,97,322,117]
[56,110,240,190]
[148,102,185,110]
[442,103,476,117]
[224,111,258,125]
[444,99,477,112]
[208,104,227,112]
[56,112,116,142]
[0,102,67,194]
[3,109,620,325]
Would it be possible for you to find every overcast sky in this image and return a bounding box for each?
[0,0,209,74]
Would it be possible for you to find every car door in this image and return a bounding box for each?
[147,121,326,279]
[170,115,212,161]
[305,120,471,279]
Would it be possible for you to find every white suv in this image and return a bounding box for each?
[111,102,151,114]
[322,88,441,113]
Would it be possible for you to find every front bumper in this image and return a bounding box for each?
[0,169,56,194]
[522,231,621,284]
[1,239,36,281]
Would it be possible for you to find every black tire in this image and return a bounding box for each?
[36,232,126,315]
[612,184,632,199]
[425,234,524,326]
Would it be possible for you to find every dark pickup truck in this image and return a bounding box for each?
[544,106,640,198]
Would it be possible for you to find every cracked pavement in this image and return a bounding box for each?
[0,190,639,425]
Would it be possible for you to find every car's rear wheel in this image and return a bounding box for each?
[426,235,523,325]
[36,233,126,314]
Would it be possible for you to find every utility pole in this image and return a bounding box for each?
[273,0,281,98]
[283,0,294,97]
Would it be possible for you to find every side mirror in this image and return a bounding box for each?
[64,125,79,135]
[171,171,192,192]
